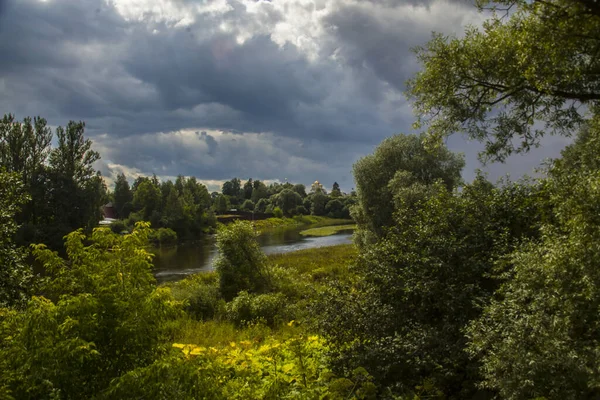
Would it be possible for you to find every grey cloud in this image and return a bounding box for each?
[0,0,567,191]
[197,131,219,156]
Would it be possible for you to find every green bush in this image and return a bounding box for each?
[150,227,178,246]
[226,291,287,327]
[109,220,127,234]
[169,273,221,320]
[214,221,271,301]
[273,207,283,218]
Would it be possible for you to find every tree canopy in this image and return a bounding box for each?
[407,0,600,161]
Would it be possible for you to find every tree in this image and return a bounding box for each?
[310,192,328,216]
[292,184,307,198]
[241,199,255,211]
[49,121,100,184]
[353,134,464,243]
[133,180,161,221]
[275,189,302,216]
[467,114,600,399]
[243,178,253,200]
[251,181,269,203]
[222,178,242,198]
[255,198,269,213]
[330,182,341,198]
[0,171,32,308]
[114,173,133,218]
[325,198,344,218]
[214,221,271,301]
[407,0,600,161]
[215,194,229,214]
[0,224,182,398]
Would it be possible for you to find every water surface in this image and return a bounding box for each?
[153,225,353,282]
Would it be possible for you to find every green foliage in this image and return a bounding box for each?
[113,173,133,218]
[467,115,600,399]
[214,221,272,301]
[241,199,255,211]
[0,171,32,308]
[151,227,178,246]
[275,189,302,216]
[168,272,221,320]
[273,206,283,218]
[226,291,287,327]
[0,223,183,399]
[352,133,464,245]
[407,0,600,161]
[109,220,128,234]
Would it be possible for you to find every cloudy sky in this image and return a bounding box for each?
[0,0,570,192]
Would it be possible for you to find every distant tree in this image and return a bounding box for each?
[222,178,242,198]
[330,182,342,198]
[241,199,255,211]
[113,173,133,218]
[325,199,344,218]
[292,183,307,198]
[243,178,253,200]
[255,198,269,213]
[275,189,302,216]
[215,194,229,214]
[311,192,328,216]
[251,181,269,203]
[133,180,161,221]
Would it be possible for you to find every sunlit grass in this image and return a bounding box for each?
[299,224,357,237]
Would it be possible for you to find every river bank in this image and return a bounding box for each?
[152,220,355,283]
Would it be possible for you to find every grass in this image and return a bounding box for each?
[167,243,359,348]
[253,216,354,233]
[299,224,357,237]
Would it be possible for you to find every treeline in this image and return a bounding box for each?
[0,115,107,250]
[213,177,356,219]
[110,173,216,241]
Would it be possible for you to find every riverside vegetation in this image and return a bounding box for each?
[2,1,600,398]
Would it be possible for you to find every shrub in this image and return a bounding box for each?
[214,221,271,301]
[241,199,255,211]
[150,227,178,246]
[169,273,221,320]
[226,291,287,327]
[109,220,127,234]
[273,207,283,218]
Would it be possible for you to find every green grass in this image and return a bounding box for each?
[167,243,358,348]
[299,224,357,237]
[252,216,353,233]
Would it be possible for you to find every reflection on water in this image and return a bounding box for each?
[153,225,353,283]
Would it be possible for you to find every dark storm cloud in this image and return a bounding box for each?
[0,0,568,191]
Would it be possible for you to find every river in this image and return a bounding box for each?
[152,225,354,283]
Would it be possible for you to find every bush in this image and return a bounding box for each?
[214,221,271,301]
[109,220,127,234]
[241,199,255,211]
[150,227,178,246]
[255,198,269,213]
[226,291,287,327]
[273,207,283,218]
[169,273,221,320]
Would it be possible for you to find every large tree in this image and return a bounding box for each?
[352,134,464,244]
[407,0,600,161]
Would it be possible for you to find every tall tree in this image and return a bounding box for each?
[113,173,133,218]
[243,178,253,200]
[0,171,32,308]
[353,134,464,244]
[330,182,341,198]
[407,0,600,161]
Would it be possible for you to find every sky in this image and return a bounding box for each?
[0,0,571,193]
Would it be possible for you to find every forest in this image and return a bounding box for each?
[1,0,600,399]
